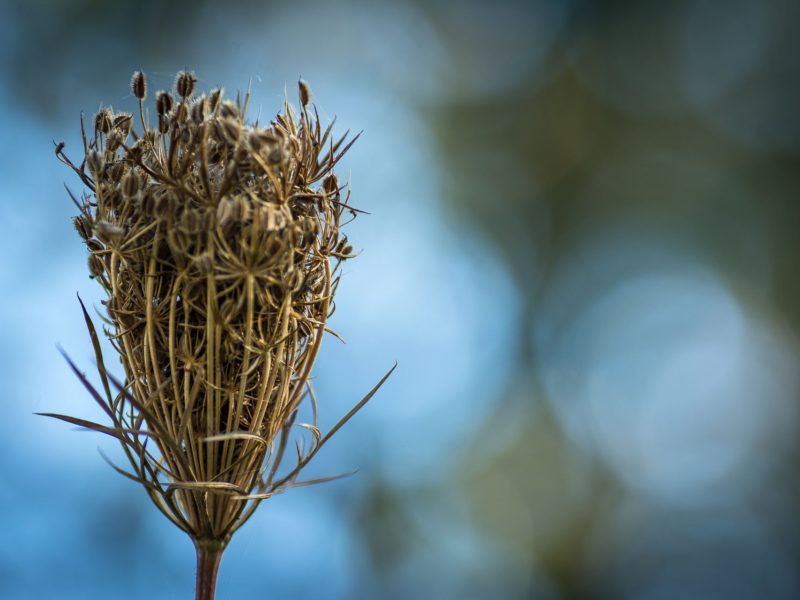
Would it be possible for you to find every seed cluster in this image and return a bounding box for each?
[55,71,366,542]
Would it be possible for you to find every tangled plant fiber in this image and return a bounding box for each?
[45,71,393,599]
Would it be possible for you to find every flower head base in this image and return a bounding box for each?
[50,72,392,548]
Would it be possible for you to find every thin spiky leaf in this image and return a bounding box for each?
[77,295,114,405]
[57,348,114,420]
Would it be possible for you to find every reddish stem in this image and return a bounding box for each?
[195,539,225,600]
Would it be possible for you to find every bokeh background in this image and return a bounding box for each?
[1,0,799,598]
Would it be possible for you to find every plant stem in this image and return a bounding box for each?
[195,539,225,600]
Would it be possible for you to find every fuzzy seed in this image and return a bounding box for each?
[156,90,174,116]
[86,150,103,175]
[88,254,105,277]
[191,96,207,122]
[95,221,125,243]
[108,131,125,153]
[113,113,133,136]
[109,160,125,182]
[323,173,339,194]
[216,197,234,226]
[248,130,278,152]
[220,118,241,143]
[298,79,312,107]
[266,146,284,165]
[131,71,147,100]
[175,70,197,98]
[140,193,156,216]
[231,195,251,222]
[180,209,202,234]
[95,109,113,134]
[122,171,140,197]
[208,88,223,112]
[219,101,239,120]
[73,215,92,240]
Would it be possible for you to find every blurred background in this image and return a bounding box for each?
[1,0,799,598]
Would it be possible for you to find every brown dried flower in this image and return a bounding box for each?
[49,70,392,600]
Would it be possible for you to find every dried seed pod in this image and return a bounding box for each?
[216,197,235,227]
[167,228,193,261]
[95,109,113,134]
[219,100,239,120]
[175,70,197,98]
[191,96,207,122]
[180,208,203,234]
[140,192,156,216]
[103,186,123,210]
[273,114,291,135]
[131,71,147,100]
[298,79,312,107]
[122,170,140,197]
[86,150,103,176]
[323,173,339,194]
[113,113,133,136]
[95,221,125,243]
[231,195,251,222]
[106,130,124,153]
[233,143,249,162]
[266,145,285,165]
[85,238,104,253]
[310,266,327,294]
[156,90,174,116]
[109,160,125,182]
[220,118,241,144]
[73,215,92,240]
[88,254,105,277]
[152,192,175,219]
[126,139,145,162]
[302,216,319,235]
[208,88,223,112]
[248,130,279,152]
[192,251,213,275]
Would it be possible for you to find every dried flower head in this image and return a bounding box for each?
[50,71,392,593]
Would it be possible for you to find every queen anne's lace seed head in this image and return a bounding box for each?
[52,71,373,552]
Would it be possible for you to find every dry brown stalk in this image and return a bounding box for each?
[44,70,394,600]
